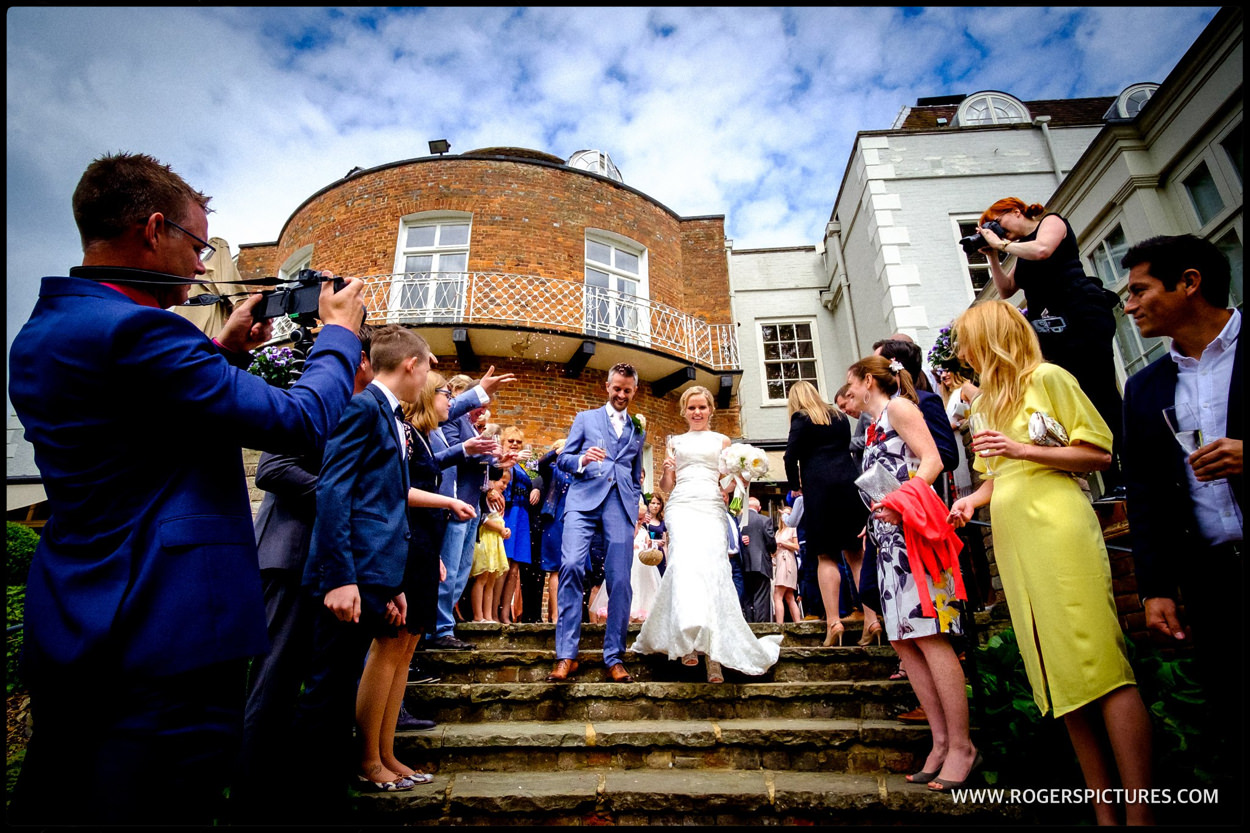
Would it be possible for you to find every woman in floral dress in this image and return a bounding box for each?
[846,355,977,792]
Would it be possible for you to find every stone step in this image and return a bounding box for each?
[419,645,901,684]
[441,620,871,651]
[394,717,930,775]
[350,769,1024,826]
[406,679,917,723]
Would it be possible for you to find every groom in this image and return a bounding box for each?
[548,363,645,683]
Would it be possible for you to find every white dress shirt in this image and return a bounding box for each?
[370,379,407,459]
[1170,308,1241,545]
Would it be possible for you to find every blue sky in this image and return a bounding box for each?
[5,6,1221,390]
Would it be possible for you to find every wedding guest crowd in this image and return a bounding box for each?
[11,153,1237,827]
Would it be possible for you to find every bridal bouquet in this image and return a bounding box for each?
[718,443,770,518]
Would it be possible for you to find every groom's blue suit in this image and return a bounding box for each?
[555,404,645,666]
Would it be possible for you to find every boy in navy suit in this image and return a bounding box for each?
[295,325,434,809]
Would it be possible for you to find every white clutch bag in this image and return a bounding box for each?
[1028,411,1069,447]
[854,461,903,505]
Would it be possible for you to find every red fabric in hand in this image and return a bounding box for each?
[881,478,966,617]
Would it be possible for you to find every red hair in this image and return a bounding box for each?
[980,197,1045,227]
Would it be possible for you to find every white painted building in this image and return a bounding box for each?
[729,8,1241,463]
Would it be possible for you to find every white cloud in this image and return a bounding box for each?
[6,5,1221,378]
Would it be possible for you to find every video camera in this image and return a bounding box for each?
[958,220,1008,257]
[253,269,346,322]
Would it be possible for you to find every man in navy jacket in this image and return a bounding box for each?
[7,152,365,825]
[1121,235,1241,761]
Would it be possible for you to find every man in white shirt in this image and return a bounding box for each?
[1121,234,1241,793]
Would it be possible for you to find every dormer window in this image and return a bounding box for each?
[954,92,1030,126]
[1104,83,1159,120]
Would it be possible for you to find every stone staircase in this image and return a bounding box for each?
[351,621,1023,825]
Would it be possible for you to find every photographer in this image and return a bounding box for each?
[975,197,1125,500]
[7,152,366,825]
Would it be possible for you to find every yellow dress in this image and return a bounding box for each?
[470,513,509,577]
[972,363,1135,717]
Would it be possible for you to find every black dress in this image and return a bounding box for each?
[1012,213,1124,475]
[783,409,866,559]
[401,422,447,634]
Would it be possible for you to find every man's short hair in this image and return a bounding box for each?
[607,362,638,384]
[369,325,430,373]
[1121,234,1232,308]
[72,152,211,249]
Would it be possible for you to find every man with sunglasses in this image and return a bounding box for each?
[8,152,366,825]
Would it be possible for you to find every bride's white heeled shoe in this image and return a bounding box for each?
[705,659,724,683]
[682,652,699,666]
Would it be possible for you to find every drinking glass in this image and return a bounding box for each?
[969,412,998,476]
[1162,403,1203,455]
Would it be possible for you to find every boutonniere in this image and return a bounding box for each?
[631,414,646,433]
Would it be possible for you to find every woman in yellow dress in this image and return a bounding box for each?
[948,301,1152,825]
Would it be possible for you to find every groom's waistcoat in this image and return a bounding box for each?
[557,406,644,518]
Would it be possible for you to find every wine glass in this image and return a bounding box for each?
[968,412,998,476]
[1162,403,1203,455]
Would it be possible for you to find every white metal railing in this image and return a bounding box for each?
[273,271,738,370]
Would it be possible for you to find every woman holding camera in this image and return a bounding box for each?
[975,198,1124,499]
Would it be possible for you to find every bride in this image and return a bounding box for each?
[631,385,782,682]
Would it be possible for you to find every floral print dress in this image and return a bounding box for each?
[863,401,964,641]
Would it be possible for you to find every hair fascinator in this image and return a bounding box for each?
[888,359,904,374]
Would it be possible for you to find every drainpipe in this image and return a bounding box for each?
[1033,115,1064,187]
[824,222,861,354]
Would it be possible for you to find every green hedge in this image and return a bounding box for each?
[7,522,39,586]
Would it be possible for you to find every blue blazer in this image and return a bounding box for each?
[304,385,412,593]
[8,275,360,678]
[1123,333,1242,599]
[441,411,492,506]
[557,407,645,518]
[429,391,487,501]
[918,389,960,473]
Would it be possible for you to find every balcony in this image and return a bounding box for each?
[272,271,740,394]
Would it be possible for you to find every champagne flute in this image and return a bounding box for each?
[969,412,998,476]
[1162,403,1203,455]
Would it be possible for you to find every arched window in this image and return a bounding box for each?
[954,92,1030,126]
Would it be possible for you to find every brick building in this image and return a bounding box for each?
[234,146,744,482]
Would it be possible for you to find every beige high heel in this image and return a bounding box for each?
[857,621,883,647]
[705,659,724,684]
[823,620,844,647]
[682,652,699,667]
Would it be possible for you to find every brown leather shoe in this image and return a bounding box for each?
[546,659,579,682]
[897,707,928,724]
[606,662,634,683]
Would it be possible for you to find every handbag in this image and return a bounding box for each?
[854,461,903,505]
[637,546,663,567]
[1028,411,1069,447]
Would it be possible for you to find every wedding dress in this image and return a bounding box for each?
[630,430,782,674]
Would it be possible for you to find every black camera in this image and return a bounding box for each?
[254,269,345,322]
[958,220,1007,257]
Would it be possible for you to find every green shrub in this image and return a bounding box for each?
[6,585,25,694]
[6,522,39,586]
[970,626,1220,823]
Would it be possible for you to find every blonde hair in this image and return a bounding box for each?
[479,423,502,441]
[447,374,473,395]
[502,425,525,443]
[952,300,1041,430]
[678,385,716,418]
[404,371,446,435]
[786,380,841,426]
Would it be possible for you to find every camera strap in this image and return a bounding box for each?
[70,265,286,287]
